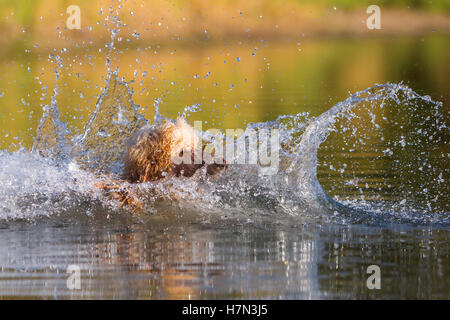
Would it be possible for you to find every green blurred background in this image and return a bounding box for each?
[0,0,448,150]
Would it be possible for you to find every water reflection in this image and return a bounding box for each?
[0,35,448,150]
[0,218,447,299]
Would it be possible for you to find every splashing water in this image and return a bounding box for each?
[1,68,448,226]
[32,55,70,159]
[2,1,450,222]
[71,72,147,174]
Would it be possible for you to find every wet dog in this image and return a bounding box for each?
[97,118,227,212]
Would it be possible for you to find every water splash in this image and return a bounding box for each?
[0,151,104,220]
[71,72,147,174]
[188,83,448,225]
[104,2,126,74]
[2,79,449,226]
[286,83,448,224]
[32,55,70,159]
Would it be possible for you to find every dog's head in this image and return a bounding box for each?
[123,118,227,183]
[169,118,228,178]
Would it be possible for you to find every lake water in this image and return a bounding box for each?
[0,34,448,299]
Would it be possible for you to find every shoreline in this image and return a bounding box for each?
[0,31,447,61]
[0,7,448,54]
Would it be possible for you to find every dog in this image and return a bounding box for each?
[97,118,227,212]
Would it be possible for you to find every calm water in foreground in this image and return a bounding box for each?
[0,35,448,299]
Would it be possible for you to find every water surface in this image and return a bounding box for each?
[0,35,448,299]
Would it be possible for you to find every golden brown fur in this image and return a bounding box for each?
[123,118,227,183]
[97,118,227,212]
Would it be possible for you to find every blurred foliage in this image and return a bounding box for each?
[0,0,448,50]
[0,0,448,151]
[0,34,448,150]
[303,0,450,10]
